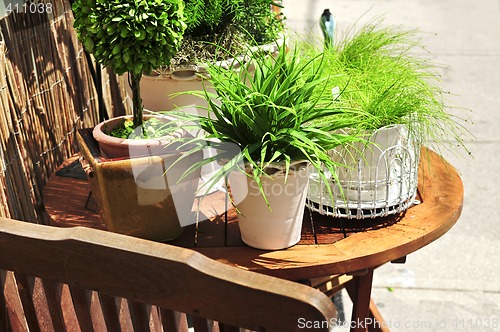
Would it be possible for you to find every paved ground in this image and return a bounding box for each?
[283,1,500,331]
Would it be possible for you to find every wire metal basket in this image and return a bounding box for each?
[307,125,420,219]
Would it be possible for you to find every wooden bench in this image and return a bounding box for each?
[0,217,336,331]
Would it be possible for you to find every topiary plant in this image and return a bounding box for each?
[72,0,186,132]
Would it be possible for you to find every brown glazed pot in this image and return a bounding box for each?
[78,121,201,241]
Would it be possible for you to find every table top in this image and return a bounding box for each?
[44,148,463,281]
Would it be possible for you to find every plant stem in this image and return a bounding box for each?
[130,72,143,128]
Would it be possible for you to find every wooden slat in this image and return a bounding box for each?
[98,294,122,332]
[61,284,82,331]
[149,305,163,332]
[40,280,67,332]
[159,309,189,332]
[14,274,41,332]
[0,270,9,331]
[88,290,108,331]
[69,285,94,332]
[192,316,212,332]
[1,270,28,332]
[127,300,150,331]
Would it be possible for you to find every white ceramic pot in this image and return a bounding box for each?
[309,124,420,218]
[229,160,310,250]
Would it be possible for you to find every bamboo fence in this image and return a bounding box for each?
[0,0,127,223]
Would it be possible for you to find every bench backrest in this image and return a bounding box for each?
[0,217,335,331]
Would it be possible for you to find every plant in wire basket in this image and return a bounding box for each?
[305,18,472,218]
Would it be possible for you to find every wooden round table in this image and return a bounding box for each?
[44,147,463,331]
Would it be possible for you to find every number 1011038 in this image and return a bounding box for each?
[6,1,53,14]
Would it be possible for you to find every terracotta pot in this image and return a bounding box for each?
[92,114,186,159]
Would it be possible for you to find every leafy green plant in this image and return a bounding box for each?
[169,0,283,68]
[311,19,471,154]
[167,42,363,204]
[72,0,186,132]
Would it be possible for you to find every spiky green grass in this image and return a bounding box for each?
[166,41,364,203]
[309,19,472,155]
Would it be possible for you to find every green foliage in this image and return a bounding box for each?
[109,117,173,139]
[171,0,283,67]
[183,0,281,42]
[233,0,283,44]
[183,0,228,36]
[72,0,187,131]
[310,19,472,154]
[167,42,363,203]
[72,0,186,76]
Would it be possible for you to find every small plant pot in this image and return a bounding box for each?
[308,125,420,219]
[92,114,186,159]
[77,128,202,242]
[229,161,310,250]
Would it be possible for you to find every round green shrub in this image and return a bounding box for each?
[72,0,186,75]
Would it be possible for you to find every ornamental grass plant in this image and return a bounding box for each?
[167,41,365,205]
[310,19,472,156]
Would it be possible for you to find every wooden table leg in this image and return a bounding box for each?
[345,268,389,332]
[346,268,374,332]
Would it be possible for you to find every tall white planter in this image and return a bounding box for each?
[308,125,420,218]
[124,70,222,195]
[229,161,310,250]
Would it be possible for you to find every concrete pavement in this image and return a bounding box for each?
[283,1,500,330]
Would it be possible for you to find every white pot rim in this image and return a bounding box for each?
[141,33,286,81]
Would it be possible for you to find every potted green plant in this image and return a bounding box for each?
[72,0,201,241]
[133,0,284,113]
[129,0,284,194]
[72,0,187,156]
[167,42,362,250]
[306,19,471,218]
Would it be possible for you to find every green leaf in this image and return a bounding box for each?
[83,37,94,51]
[120,28,128,38]
[133,62,143,75]
[137,30,147,41]
[112,44,121,55]
[122,51,130,63]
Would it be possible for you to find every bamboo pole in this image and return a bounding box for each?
[0,0,106,222]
